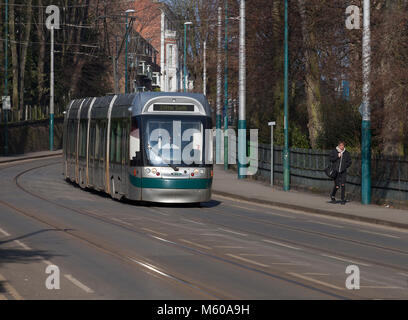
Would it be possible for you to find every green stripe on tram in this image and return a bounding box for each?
[129,175,212,189]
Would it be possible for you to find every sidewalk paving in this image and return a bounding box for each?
[212,166,408,230]
[0,150,62,164]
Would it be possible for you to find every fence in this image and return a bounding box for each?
[0,105,64,124]
[254,143,408,205]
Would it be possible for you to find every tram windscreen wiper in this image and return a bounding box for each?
[169,163,179,171]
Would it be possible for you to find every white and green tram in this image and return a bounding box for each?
[63,92,213,203]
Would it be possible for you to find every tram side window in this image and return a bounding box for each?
[116,121,122,164]
[122,119,129,164]
[130,117,142,166]
[89,121,95,161]
[110,121,116,163]
[101,121,106,161]
[69,120,76,157]
[79,120,87,159]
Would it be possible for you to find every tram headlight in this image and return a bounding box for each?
[151,168,157,174]
[194,169,199,175]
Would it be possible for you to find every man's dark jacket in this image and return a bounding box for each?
[329,149,352,174]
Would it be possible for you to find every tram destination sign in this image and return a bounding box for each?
[153,104,195,112]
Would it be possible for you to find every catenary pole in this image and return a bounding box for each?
[216,7,222,164]
[3,0,9,155]
[50,26,54,151]
[361,0,371,204]
[238,0,246,179]
[283,0,290,190]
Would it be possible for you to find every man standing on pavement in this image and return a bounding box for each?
[329,141,352,205]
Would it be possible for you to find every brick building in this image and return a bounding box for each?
[131,0,183,92]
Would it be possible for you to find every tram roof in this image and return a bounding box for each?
[67,92,212,117]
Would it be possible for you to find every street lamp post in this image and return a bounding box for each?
[283,0,290,190]
[125,9,135,94]
[184,22,192,93]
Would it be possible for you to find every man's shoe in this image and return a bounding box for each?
[341,200,346,205]
[330,197,336,204]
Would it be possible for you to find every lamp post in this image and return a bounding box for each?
[184,22,192,93]
[125,9,135,94]
[283,0,290,190]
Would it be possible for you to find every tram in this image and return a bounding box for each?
[63,92,213,203]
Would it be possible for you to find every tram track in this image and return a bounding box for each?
[149,202,408,275]
[4,161,357,299]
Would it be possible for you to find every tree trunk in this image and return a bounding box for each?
[19,0,33,111]
[9,0,19,110]
[298,0,323,149]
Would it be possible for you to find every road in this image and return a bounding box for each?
[1,156,408,299]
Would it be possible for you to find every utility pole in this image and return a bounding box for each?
[50,26,54,150]
[203,40,207,96]
[361,0,371,204]
[216,7,222,164]
[283,0,290,190]
[238,0,246,179]
[3,0,9,155]
[224,0,229,170]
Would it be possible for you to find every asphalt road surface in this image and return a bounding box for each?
[1,156,408,299]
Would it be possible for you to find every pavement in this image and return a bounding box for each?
[2,151,408,230]
[212,166,408,230]
[0,150,62,164]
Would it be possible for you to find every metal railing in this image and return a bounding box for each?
[255,143,408,204]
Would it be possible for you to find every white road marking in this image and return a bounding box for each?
[398,272,408,277]
[320,253,371,267]
[14,240,31,250]
[64,274,94,294]
[308,221,344,229]
[0,273,23,300]
[358,229,400,239]
[151,235,176,244]
[129,258,173,280]
[181,218,204,225]
[200,233,227,237]
[218,228,247,237]
[226,254,269,268]
[141,228,167,236]
[110,217,133,226]
[0,227,10,237]
[262,239,300,250]
[179,239,212,250]
[287,272,344,291]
